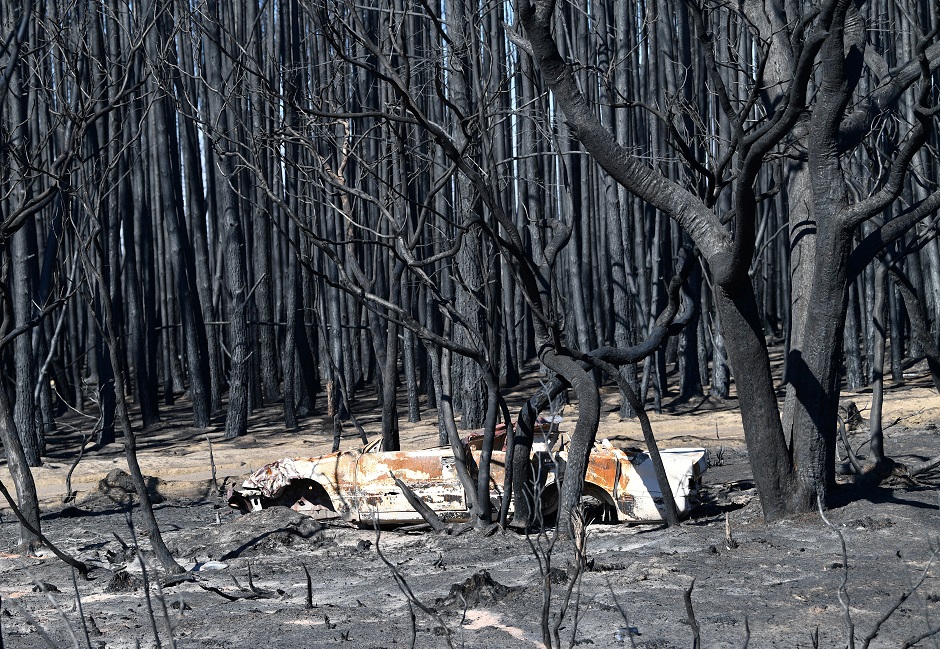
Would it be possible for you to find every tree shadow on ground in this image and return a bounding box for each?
[829,480,940,511]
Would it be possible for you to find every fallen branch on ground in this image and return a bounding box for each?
[196,583,264,601]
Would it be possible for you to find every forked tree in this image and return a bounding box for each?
[519,0,940,517]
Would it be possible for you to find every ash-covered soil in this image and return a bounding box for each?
[1,378,939,648]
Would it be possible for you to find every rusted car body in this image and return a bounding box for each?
[228,434,708,525]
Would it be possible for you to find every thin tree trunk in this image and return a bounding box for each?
[0,326,41,552]
[204,0,251,439]
[94,231,184,575]
[868,261,888,466]
[844,282,864,392]
[150,92,212,427]
[890,267,940,392]
[8,60,43,464]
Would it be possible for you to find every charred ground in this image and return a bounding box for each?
[1,377,939,648]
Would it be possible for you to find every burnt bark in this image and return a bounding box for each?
[8,60,43,464]
[868,261,888,466]
[203,0,251,439]
[93,224,184,575]
[0,331,41,552]
[149,90,212,428]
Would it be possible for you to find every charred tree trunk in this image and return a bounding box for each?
[204,0,251,439]
[8,61,43,464]
[150,92,212,428]
[0,370,41,552]
[868,261,888,466]
[94,219,184,575]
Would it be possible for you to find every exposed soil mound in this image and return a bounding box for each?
[435,569,523,609]
[97,469,165,504]
[105,569,140,592]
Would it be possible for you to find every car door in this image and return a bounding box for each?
[353,446,469,524]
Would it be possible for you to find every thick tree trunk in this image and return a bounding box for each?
[0,265,41,552]
[446,0,486,430]
[475,374,501,524]
[93,285,117,447]
[714,286,794,519]
[709,305,730,400]
[782,223,853,511]
[282,226,299,431]
[922,217,940,341]
[219,178,251,440]
[402,275,421,423]
[246,0,280,405]
[679,257,704,400]
[887,277,904,382]
[544,351,601,529]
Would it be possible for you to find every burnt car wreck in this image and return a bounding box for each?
[228,428,708,526]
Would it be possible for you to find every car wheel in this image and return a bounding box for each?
[275,480,340,520]
[539,484,559,522]
[579,485,617,524]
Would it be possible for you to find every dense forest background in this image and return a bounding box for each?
[2,0,940,547]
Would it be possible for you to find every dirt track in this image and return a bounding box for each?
[9,378,939,506]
